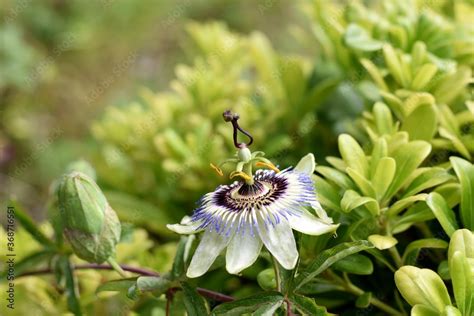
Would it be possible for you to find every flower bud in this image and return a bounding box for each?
[58,171,121,263]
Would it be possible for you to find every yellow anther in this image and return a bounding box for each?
[210,163,223,176]
[229,171,252,182]
[255,161,280,173]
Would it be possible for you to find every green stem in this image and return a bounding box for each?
[327,270,405,316]
[106,257,128,278]
[388,246,403,268]
[271,256,282,292]
[243,163,254,185]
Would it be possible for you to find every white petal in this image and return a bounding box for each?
[167,216,204,234]
[226,229,263,274]
[294,153,316,175]
[288,209,339,236]
[186,229,231,278]
[257,215,298,270]
[311,201,333,224]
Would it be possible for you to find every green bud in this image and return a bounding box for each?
[257,268,276,290]
[58,171,121,263]
[238,147,252,163]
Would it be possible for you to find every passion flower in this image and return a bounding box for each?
[167,111,339,277]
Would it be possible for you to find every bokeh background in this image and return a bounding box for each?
[1,0,307,221]
[1,0,473,315]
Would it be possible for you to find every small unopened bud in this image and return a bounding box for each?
[58,171,121,263]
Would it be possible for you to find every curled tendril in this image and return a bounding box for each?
[223,110,253,148]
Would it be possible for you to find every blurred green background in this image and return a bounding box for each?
[1,0,306,221]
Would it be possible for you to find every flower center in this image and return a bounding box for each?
[212,171,289,213]
[236,181,267,196]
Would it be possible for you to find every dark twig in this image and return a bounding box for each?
[285,298,296,316]
[223,110,253,148]
[17,263,234,302]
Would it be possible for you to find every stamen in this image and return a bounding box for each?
[210,163,223,176]
[255,161,280,173]
[229,171,252,182]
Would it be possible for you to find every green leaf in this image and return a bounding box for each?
[368,234,398,250]
[344,24,383,51]
[438,260,450,280]
[402,238,449,265]
[450,251,473,316]
[372,157,396,201]
[370,137,388,179]
[290,294,327,315]
[58,256,82,316]
[182,282,208,316]
[401,167,454,198]
[442,306,462,316]
[211,292,283,316]
[313,175,342,212]
[381,91,405,118]
[355,292,372,308]
[365,248,397,272]
[411,304,439,316]
[433,66,471,105]
[403,93,434,117]
[340,190,379,215]
[372,103,394,135]
[395,266,451,312]
[253,300,283,316]
[448,229,474,260]
[384,141,431,200]
[96,278,137,293]
[294,240,374,289]
[172,236,188,278]
[326,156,347,172]
[8,200,55,249]
[315,166,356,190]
[387,194,428,217]
[137,276,171,295]
[346,168,376,198]
[338,134,369,178]
[332,254,374,275]
[440,127,472,160]
[448,229,474,316]
[274,261,294,295]
[450,157,474,230]
[361,59,388,91]
[411,64,438,90]
[426,192,459,237]
[392,204,434,234]
[401,103,437,140]
[383,45,408,87]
